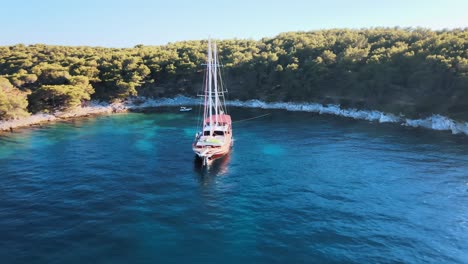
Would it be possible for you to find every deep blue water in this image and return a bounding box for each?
[1,108,467,264]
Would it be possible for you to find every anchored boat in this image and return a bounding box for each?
[179,106,192,112]
[192,40,232,166]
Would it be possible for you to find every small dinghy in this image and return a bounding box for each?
[179,106,192,112]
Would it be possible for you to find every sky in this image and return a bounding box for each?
[1,0,466,47]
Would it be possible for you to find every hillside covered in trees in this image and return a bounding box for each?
[1,28,467,121]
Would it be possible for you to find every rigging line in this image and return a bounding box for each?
[218,55,228,114]
[196,67,206,133]
[197,56,210,132]
[232,113,271,124]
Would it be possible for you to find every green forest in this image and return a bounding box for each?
[0,28,467,121]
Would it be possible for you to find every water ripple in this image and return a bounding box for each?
[0,108,467,263]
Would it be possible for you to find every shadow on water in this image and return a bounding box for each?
[193,153,231,185]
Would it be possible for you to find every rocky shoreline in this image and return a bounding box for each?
[1,96,467,136]
[0,101,127,132]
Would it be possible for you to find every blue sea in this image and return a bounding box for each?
[1,107,467,263]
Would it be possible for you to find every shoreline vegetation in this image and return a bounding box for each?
[1,28,467,134]
[1,96,467,135]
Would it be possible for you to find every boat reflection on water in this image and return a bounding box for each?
[193,153,231,183]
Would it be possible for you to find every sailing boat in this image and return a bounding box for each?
[192,40,233,166]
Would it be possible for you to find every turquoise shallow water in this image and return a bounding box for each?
[0,107,467,263]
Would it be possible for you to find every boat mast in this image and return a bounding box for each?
[213,42,219,125]
[207,39,213,133]
[202,52,208,131]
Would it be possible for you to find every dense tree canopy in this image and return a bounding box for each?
[0,28,467,120]
[0,77,29,120]
[28,75,94,113]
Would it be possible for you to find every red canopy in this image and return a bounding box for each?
[204,114,232,124]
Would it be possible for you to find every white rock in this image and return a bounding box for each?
[2,96,467,135]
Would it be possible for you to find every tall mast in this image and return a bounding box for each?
[202,51,208,129]
[213,41,219,125]
[207,39,213,132]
